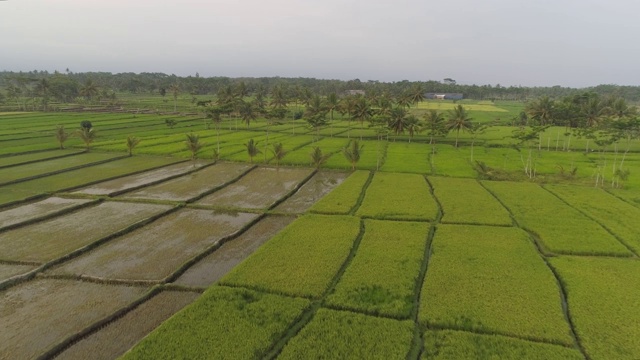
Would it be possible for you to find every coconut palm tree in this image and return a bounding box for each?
[406,116,422,143]
[270,143,287,168]
[339,95,358,139]
[126,135,141,156]
[76,127,97,151]
[239,101,257,128]
[343,140,364,170]
[446,105,473,148]
[80,79,99,102]
[352,97,372,140]
[206,106,223,154]
[310,146,330,169]
[54,125,69,149]
[184,133,202,160]
[245,138,261,163]
[169,83,180,112]
[423,110,446,144]
[525,96,555,126]
[409,84,425,107]
[388,107,409,139]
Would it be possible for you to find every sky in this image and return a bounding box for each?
[1,0,639,88]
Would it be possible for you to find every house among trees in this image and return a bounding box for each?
[344,90,366,96]
[425,93,464,100]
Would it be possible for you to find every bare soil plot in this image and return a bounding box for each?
[0,197,93,229]
[0,279,147,360]
[175,215,295,288]
[50,209,259,281]
[274,171,348,213]
[72,160,209,196]
[196,167,313,209]
[55,290,199,360]
[0,202,172,263]
[0,263,35,281]
[121,162,252,202]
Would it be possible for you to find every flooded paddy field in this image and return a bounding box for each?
[0,197,93,229]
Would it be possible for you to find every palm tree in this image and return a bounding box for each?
[409,84,425,107]
[310,146,330,169]
[206,106,223,154]
[76,127,97,151]
[270,143,287,168]
[245,138,261,163]
[80,79,99,102]
[239,101,257,128]
[54,125,69,149]
[446,105,473,148]
[343,140,364,170]
[184,133,202,160]
[339,95,357,139]
[126,135,141,156]
[406,116,422,143]
[169,83,180,112]
[352,97,372,140]
[525,96,554,126]
[325,92,339,136]
[388,107,409,139]
[423,110,446,144]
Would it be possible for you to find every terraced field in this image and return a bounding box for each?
[0,111,639,359]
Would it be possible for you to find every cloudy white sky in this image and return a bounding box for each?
[1,0,639,87]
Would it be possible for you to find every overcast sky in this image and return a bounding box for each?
[1,0,639,87]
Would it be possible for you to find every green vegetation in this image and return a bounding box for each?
[546,184,640,253]
[221,215,361,298]
[429,176,511,225]
[278,309,414,360]
[482,180,631,256]
[381,142,430,173]
[550,256,640,359]
[122,286,310,360]
[326,220,429,318]
[309,170,370,214]
[357,172,438,221]
[420,225,573,345]
[422,330,584,360]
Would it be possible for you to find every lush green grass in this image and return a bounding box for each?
[324,139,387,170]
[422,330,584,360]
[549,256,640,360]
[220,215,361,298]
[381,141,431,174]
[357,172,438,221]
[419,225,573,345]
[278,309,414,360]
[309,170,369,214]
[429,145,477,178]
[0,149,82,167]
[325,220,429,318]
[546,184,640,254]
[429,177,512,226]
[482,180,631,256]
[122,286,310,360]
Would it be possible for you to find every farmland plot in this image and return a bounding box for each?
[429,177,511,226]
[221,215,361,298]
[0,263,35,281]
[381,142,431,174]
[279,309,414,359]
[196,167,313,209]
[175,215,295,288]
[357,172,438,221]
[0,279,147,360]
[482,181,631,256]
[121,162,252,202]
[50,209,259,281]
[325,220,429,318]
[419,225,573,345]
[422,330,583,360]
[72,160,208,196]
[549,256,640,360]
[0,149,82,168]
[546,184,640,254]
[429,145,477,178]
[0,202,172,263]
[274,171,348,213]
[0,196,92,229]
[122,286,310,360]
[309,170,370,215]
[55,291,199,360]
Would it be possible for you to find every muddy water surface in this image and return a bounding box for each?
[55,290,199,360]
[73,160,209,195]
[0,197,92,229]
[175,215,295,287]
[274,171,348,213]
[121,162,252,201]
[0,264,35,281]
[0,279,147,359]
[50,209,259,281]
[196,167,313,209]
[0,202,171,262]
